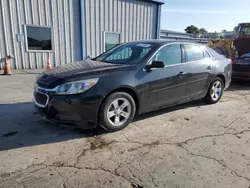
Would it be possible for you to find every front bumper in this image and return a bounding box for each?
[34,87,104,129]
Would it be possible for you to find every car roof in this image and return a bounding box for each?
[128,39,167,44]
[238,23,250,26]
[128,39,206,46]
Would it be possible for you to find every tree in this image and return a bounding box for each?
[199,28,208,38]
[222,29,227,33]
[199,28,207,35]
[185,25,200,35]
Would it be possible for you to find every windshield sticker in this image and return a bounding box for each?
[136,44,151,48]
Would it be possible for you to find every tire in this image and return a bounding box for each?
[99,92,136,132]
[204,77,224,104]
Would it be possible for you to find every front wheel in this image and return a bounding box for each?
[204,77,224,104]
[99,92,136,132]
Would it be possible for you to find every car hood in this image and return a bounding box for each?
[37,60,132,87]
[234,36,250,58]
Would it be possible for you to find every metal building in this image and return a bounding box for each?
[0,0,164,69]
[160,30,208,44]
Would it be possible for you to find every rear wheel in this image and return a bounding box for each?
[204,77,224,104]
[99,92,136,132]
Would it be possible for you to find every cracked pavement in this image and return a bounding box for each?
[0,73,250,188]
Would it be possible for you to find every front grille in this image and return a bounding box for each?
[34,92,48,106]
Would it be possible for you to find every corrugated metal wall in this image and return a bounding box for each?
[82,0,158,58]
[0,0,82,69]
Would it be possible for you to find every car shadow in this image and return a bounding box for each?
[0,99,206,151]
[226,80,250,91]
[134,99,204,122]
[0,102,105,151]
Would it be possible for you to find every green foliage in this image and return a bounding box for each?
[185,25,200,34]
[199,28,207,34]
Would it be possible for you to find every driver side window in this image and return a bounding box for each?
[152,44,182,66]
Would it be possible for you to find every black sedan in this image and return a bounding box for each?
[34,40,232,131]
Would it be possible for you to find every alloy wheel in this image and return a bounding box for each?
[211,80,222,101]
[107,98,132,127]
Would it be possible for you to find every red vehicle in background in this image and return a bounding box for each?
[232,23,250,80]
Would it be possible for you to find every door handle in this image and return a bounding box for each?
[178,71,187,77]
[207,65,212,70]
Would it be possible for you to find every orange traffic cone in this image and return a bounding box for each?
[46,56,52,70]
[3,57,11,75]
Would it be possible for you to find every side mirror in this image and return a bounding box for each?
[145,61,165,72]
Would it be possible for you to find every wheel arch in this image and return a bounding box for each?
[204,73,226,104]
[204,73,226,98]
[98,86,140,120]
[214,73,226,86]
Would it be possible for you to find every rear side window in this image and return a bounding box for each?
[183,44,204,62]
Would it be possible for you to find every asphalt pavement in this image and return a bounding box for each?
[0,73,250,188]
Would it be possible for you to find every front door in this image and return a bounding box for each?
[182,44,213,98]
[140,44,186,111]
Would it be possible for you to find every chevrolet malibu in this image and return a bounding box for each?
[34,40,232,132]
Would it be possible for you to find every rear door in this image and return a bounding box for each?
[182,44,213,98]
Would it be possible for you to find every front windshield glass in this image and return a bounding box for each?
[240,26,250,35]
[93,43,155,64]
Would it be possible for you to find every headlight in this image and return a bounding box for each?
[55,78,99,95]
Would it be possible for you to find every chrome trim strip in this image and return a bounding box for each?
[37,86,59,92]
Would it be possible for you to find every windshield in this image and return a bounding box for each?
[240,25,250,35]
[93,43,155,64]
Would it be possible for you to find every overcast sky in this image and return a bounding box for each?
[161,0,250,32]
